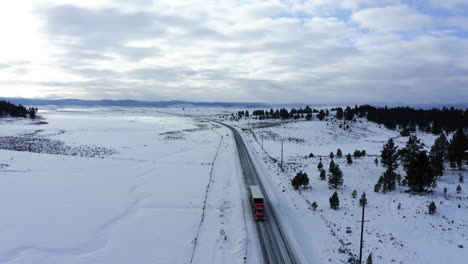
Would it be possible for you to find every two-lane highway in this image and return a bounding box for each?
[217,122,299,264]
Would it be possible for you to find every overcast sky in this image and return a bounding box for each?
[0,0,467,103]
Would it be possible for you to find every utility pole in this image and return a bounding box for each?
[261,131,264,149]
[359,200,366,264]
[280,139,284,170]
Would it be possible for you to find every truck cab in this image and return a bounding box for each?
[250,185,265,221]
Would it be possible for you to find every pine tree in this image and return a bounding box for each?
[329,159,336,172]
[329,192,339,209]
[374,176,383,192]
[381,138,398,171]
[328,164,343,189]
[344,106,353,121]
[329,152,335,159]
[291,177,300,190]
[406,151,435,192]
[448,128,466,170]
[460,173,464,183]
[311,201,318,211]
[366,253,373,264]
[428,201,436,214]
[336,148,343,158]
[319,169,326,180]
[317,110,325,120]
[317,160,323,170]
[292,172,309,189]
[430,134,449,177]
[346,153,352,165]
[444,187,447,198]
[302,172,310,187]
[352,190,357,198]
[374,157,379,165]
[457,185,462,193]
[382,169,397,192]
[380,138,399,192]
[374,183,381,192]
[359,192,367,207]
[335,107,344,120]
[399,135,425,170]
[28,108,37,119]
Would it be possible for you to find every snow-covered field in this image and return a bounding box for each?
[0,107,255,264]
[219,112,467,264]
[1,106,466,264]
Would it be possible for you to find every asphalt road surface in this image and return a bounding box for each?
[217,122,299,264]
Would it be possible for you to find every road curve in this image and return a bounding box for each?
[216,121,299,264]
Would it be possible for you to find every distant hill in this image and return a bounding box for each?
[0,97,466,110]
[0,98,270,108]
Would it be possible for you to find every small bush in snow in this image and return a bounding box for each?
[428,201,437,214]
[352,190,357,198]
[459,174,464,184]
[456,185,462,193]
[330,152,335,159]
[329,192,340,209]
[366,253,373,264]
[444,187,447,198]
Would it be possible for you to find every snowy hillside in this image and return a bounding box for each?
[219,112,467,264]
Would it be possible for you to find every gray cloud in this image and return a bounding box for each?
[6,1,463,104]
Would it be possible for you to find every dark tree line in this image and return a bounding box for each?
[249,106,314,120]
[351,105,468,134]
[330,106,354,121]
[0,100,37,119]
[238,105,467,134]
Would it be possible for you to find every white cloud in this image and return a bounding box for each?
[351,5,432,32]
[0,0,467,104]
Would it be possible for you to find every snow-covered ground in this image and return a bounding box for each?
[0,107,257,264]
[1,106,466,264]
[219,112,467,264]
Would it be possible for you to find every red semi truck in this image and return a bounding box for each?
[250,185,265,220]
